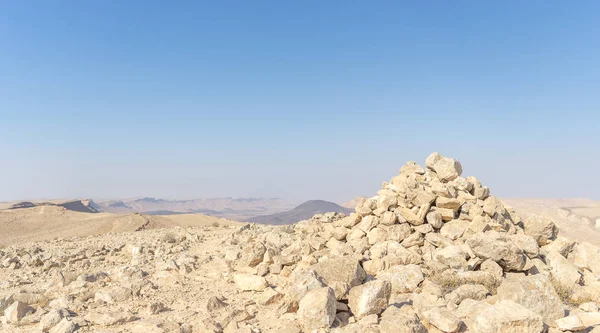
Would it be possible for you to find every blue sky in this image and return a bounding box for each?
[1,1,599,203]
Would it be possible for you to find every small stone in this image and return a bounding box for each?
[233,274,268,291]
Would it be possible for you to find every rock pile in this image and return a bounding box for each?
[2,152,600,333]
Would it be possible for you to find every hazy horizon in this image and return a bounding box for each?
[1,2,599,203]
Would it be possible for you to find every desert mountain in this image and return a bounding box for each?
[246,200,352,225]
[98,197,292,220]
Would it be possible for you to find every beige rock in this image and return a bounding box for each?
[426,211,444,229]
[426,152,463,182]
[509,234,540,258]
[387,223,412,242]
[544,236,576,258]
[398,207,424,226]
[433,207,456,222]
[480,259,503,279]
[379,306,427,333]
[233,274,268,291]
[467,231,526,271]
[313,257,366,300]
[94,286,132,304]
[496,274,565,323]
[545,250,582,286]
[446,284,489,306]
[348,279,391,319]
[297,287,336,330]
[367,227,388,245]
[377,264,424,293]
[436,197,462,210]
[380,211,397,226]
[49,318,77,333]
[523,215,558,246]
[4,301,33,323]
[257,287,282,306]
[440,220,469,241]
[472,300,544,333]
[421,307,461,332]
[569,242,600,275]
[40,308,68,331]
[434,245,468,271]
[84,311,135,326]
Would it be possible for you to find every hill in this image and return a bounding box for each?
[4,199,100,214]
[246,200,352,225]
[98,197,292,220]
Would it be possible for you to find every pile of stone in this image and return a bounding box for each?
[219,153,600,332]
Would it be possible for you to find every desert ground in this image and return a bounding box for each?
[2,153,600,333]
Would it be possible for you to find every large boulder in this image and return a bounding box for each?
[348,279,391,319]
[496,274,565,323]
[472,300,544,333]
[523,215,558,246]
[467,231,526,271]
[426,152,463,182]
[312,257,366,300]
[297,287,337,330]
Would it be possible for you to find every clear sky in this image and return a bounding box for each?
[1,1,599,204]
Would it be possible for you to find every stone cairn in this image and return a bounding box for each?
[223,152,600,333]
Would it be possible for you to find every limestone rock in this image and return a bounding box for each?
[523,215,558,246]
[426,152,463,182]
[49,318,77,333]
[380,306,427,333]
[297,287,336,330]
[496,274,565,323]
[472,300,544,333]
[377,264,424,293]
[348,279,391,319]
[467,231,526,271]
[4,301,33,323]
[313,257,366,300]
[545,250,582,286]
[233,274,268,291]
[421,307,461,333]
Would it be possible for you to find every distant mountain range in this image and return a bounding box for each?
[246,200,353,225]
[97,197,293,220]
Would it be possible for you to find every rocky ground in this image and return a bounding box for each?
[3,153,600,332]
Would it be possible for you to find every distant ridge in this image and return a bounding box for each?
[98,197,292,220]
[6,199,100,213]
[246,200,352,225]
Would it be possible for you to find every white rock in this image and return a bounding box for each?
[233,274,268,291]
[348,279,391,319]
[297,287,336,330]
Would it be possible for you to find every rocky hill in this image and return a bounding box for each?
[2,153,600,333]
[246,200,352,225]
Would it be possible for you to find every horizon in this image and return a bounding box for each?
[1,1,599,203]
